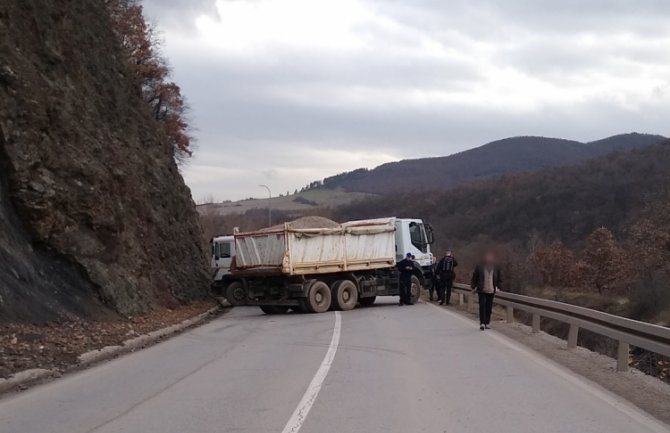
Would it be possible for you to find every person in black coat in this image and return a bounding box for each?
[435,250,458,305]
[470,252,502,330]
[397,252,415,306]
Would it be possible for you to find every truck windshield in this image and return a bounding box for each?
[215,242,231,259]
[409,222,428,253]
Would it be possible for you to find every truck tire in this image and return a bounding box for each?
[225,281,246,306]
[260,305,289,315]
[304,280,331,313]
[359,296,376,306]
[410,275,421,304]
[327,281,340,311]
[332,280,358,311]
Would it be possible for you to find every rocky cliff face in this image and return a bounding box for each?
[0,0,210,321]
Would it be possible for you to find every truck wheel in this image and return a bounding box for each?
[305,281,331,313]
[225,281,246,306]
[327,281,340,311]
[410,276,422,304]
[260,305,289,315]
[359,296,376,306]
[332,280,358,311]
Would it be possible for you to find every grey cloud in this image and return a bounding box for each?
[148,0,670,200]
[185,96,670,201]
[386,0,670,33]
[168,45,485,147]
[142,0,218,30]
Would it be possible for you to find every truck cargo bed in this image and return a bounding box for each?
[233,218,396,276]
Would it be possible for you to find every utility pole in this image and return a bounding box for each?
[259,184,272,228]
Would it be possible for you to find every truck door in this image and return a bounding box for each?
[409,222,427,254]
[213,239,234,275]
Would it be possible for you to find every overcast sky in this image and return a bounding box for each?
[142,0,670,202]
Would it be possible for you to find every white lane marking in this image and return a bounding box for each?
[281,311,342,433]
[426,303,670,433]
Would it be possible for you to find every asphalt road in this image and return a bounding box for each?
[1,299,668,433]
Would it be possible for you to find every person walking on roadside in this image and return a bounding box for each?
[436,249,458,305]
[470,251,502,330]
[397,252,415,306]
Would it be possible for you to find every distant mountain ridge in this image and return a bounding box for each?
[332,139,670,248]
[318,133,666,194]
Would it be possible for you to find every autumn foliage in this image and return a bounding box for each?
[628,194,670,276]
[581,227,631,295]
[104,0,193,161]
[531,241,578,288]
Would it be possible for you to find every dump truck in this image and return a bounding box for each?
[210,217,434,314]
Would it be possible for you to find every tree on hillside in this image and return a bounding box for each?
[628,193,670,276]
[526,229,542,256]
[581,227,631,295]
[531,241,578,287]
[104,0,194,162]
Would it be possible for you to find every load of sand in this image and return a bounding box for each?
[261,216,340,232]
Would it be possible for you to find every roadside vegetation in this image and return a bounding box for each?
[105,0,194,162]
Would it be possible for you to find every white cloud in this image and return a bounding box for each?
[144,0,670,200]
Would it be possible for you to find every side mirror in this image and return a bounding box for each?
[425,223,435,245]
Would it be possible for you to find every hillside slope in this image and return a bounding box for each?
[0,0,209,321]
[333,140,670,248]
[198,188,377,216]
[321,133,666,194]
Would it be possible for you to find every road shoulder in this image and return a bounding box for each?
[0,302,225,396]
[427,301,670,425]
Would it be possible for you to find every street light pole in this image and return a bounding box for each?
[259,184,272,228]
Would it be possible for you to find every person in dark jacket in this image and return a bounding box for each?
[397,252,415,306]
[435,249,458,305]
[470,252,502,330]
[428,260,437,301]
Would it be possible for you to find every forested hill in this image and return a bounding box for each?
[332,139,670,249]
[320,133,666,194]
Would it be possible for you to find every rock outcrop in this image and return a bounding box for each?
[0,0,209,321]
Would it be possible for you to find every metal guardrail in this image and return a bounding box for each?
[450,283,670,372]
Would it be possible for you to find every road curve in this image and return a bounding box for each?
[0,299,668,433]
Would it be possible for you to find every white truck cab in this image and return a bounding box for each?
[394,218,434,268]
[211,235,234,290]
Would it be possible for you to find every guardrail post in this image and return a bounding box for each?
[506,306,514,323]
[567,324,579,349]
[532,314,541,333]
[617,341,630,372]
[468,292,476,312]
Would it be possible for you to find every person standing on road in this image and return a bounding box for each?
[436,249,458,305]
[397,252,415,306]
[470,252,502,330]
[428,259,437,301]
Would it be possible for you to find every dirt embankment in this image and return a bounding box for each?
[0,0,209,322]
[0,301,218,379]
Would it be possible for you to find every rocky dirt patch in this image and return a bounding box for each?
[0,300,218,379]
